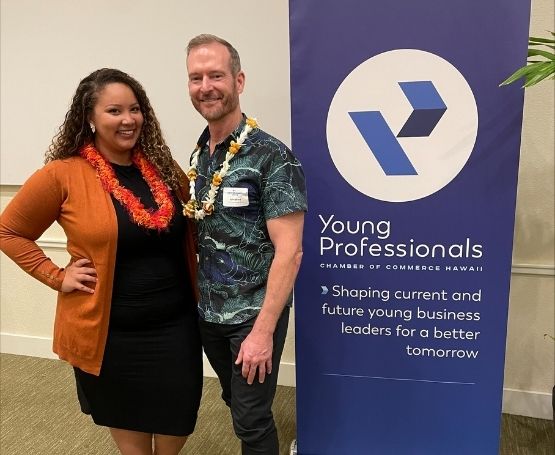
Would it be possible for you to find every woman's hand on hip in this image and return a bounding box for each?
[61,258,97,294]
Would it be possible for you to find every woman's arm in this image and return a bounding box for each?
[0,167,67,290]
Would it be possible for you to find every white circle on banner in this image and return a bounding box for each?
[326,49,478,202]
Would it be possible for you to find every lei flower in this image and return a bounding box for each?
[183,117,258,220]
[80,143,175,230]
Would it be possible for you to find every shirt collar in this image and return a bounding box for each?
[196,114,248,152]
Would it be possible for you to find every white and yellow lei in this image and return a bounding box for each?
[182,118,258,220]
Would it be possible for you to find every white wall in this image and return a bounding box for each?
[502,0,554,419]
[0,0,292,183]
[1,0,553,419]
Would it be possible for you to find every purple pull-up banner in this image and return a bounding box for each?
[290,1,531,453]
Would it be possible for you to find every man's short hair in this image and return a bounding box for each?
[187,34,241,75]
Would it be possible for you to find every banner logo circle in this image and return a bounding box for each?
[327,49,478,202]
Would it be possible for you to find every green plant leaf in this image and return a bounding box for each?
[500,31,555,87]
[529,43,555,50]
[523,62,555,87]
[531,61,555,72]
[529,36,555,44]
[500,64,542,86]
[528,49,555,60]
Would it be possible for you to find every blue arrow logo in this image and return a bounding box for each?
[321,286,328,295]
[349,81,446,176]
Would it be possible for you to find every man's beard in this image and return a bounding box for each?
[194,90,239,122]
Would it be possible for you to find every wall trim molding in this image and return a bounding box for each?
[0,332,296,387]
[1,333,58,360]
[36,238,69,251]
[511,263,555,276]
[2,332,551,419]
[33,237,555,276]
[502,387,553,420]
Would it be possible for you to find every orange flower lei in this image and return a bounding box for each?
[80,143,175,230]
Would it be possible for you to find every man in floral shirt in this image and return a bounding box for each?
[185,34,307,455]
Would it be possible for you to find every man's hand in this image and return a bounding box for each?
[233,212,304,385]
[61,258,97,294]
[235,330,274,385]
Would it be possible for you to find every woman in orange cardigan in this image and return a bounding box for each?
[0,68,202,455]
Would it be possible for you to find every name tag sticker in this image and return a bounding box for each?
[223,187,249,207]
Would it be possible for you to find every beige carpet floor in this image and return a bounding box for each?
[1,354,553,454]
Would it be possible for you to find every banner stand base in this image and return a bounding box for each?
[290,439,297,455]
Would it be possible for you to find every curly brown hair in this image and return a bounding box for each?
[45,68,182,193]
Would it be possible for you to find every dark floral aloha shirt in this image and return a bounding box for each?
[192,116,307,324]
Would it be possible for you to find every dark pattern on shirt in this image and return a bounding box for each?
[193,118,307,324]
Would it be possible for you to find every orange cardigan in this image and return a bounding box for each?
[0,157,198,375]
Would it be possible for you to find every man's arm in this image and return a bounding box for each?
[235,211,304,384]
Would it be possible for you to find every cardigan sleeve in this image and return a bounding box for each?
[0,166,67,291]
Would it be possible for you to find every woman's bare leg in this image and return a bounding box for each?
[153,434,188,455]
[110,428,153,455]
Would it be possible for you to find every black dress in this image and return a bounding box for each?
[74,163,203,436]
